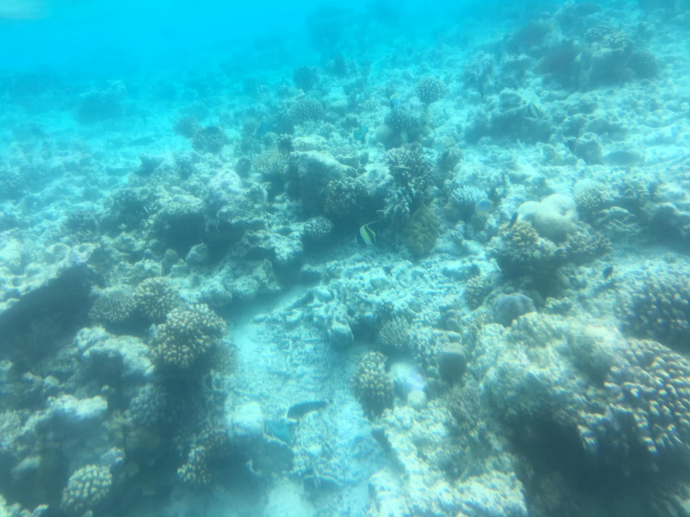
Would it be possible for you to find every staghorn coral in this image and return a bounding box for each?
[134,278,180,323]
[619,269,690,351]
[415,76,448,105]
[154,304,226,370]
[404,205,440,258]
[378,316,411,352]
[288,98,325,124]
[89,289,136,328]
[60,465,112,515]
[351,352,394,418]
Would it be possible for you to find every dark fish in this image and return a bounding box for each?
[603,266,614,280]
[286,400,329,420]
[508,212,519,228]
[356,221,381,246]
[527,101,543,119]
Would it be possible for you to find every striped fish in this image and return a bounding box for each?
[355,222,381,246]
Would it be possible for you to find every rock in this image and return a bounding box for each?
[492,293,536,327]
[230,402,265,444]
[185,243,209,265]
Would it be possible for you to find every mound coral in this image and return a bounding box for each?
[60,465,112,515]
[134,278,179,323]
[351,352,394,418]
[153,304,226,370]
[463,275,494,310]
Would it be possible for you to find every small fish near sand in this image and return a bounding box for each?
[355,221,381,246]
[526,101,543,119]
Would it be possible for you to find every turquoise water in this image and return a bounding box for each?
[1,1,690,516]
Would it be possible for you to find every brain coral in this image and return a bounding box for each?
[154,304,226,370]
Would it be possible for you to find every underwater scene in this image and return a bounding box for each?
[1,0,690,516]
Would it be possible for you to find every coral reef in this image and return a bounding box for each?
[89,289,136,329]
[133,278,179,323]
[404,205,440,257]
[619,267,690,351]
[415,76,448,105]
[153,304,226,370]
[351,352,394,418]
[377,316,411,352]
[60,465,112,515]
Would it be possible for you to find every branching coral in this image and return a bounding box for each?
[619,269,690,351]
[581,340,690,465]
[89,289,136,328]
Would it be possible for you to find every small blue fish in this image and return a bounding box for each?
[475,199,493,216]
[389,93,401,110]
[353,125,368,143]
